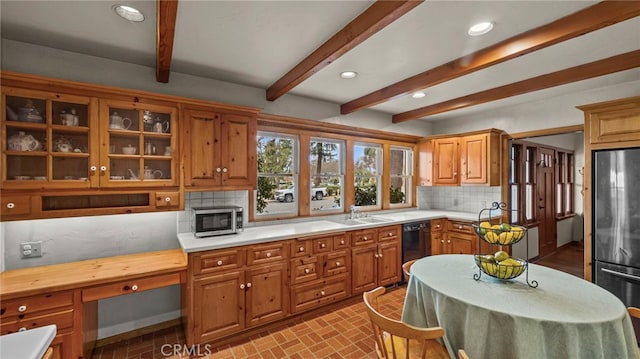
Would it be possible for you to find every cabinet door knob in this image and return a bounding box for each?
[304,268,310,274]
[336,261,341,267]
[217,260,223,266]
[240,284,245,289]
[18,327,26,332]
[246,282,251,288]
[447,240,451,243]
[340,240,345,245]
[18,305,27,313]
[299,246,305,252]
[378,253,383,258]
[165,197,171,202]
[6,203,15,209]
[363,237,368,241]
[222,168,228,173]
[90,165,97,172]
[320,291,326,296]
[216,168,222,173]
[374,254,379,258]
[440,240,444,243]
[131,284,138,291]
[266,252,272,258]
[388,232,393,237]
[320,243,325,248]
[100,166,107,172]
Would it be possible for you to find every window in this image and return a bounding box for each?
[556,151,575,217]
[309,138,344,214]
[510,141,537,224]
[389,146,413,206]
[354,142,382,208]
[256,132,298,217]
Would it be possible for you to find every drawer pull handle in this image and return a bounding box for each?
[304,268,310,274]
[458,225,463,229]
[388,232,393,237]
[320,243,326,248]
[165,197,171,202]
[363,237,368,241]
[340,240,345,245]
[131,285,138,291]
[18,327,26,332]
[6,203,15,209]
[266,252,272,258]
[18,305,27,313]
[217,260,223,266]
[299,246,305,252]
[320,291,326,296]
[246,282,251,288]
[240,284,245,289]
[336,261,341,267]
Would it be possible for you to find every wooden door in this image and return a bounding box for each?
[433,137,460,185]
[245,262,288,328]
[351,245,378,294]
[192,271,244,342]
[183,109,221,187]
[448,233,473,254]
[219,113,256,187]
[537,147,556,258]
[378,241,400,286]
[461,134,487,184]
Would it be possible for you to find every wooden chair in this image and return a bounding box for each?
[402,259,417,282]
[363,286,449,359]
[628,306,640,319]
[458,349,470,359]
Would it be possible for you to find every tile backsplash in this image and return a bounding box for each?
[177,191,249,233]
[417,186,502,213]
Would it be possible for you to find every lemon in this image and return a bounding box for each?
[479,221,491,235]
[494,250,509,262]
[484,231,499,244]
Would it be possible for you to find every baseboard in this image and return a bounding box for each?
[94,318,183,348]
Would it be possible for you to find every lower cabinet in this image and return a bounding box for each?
[351,225,401,295]
[432,219,501,255]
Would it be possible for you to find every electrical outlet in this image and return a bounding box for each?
[20,241,42,258]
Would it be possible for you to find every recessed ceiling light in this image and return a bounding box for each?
[114,5,145,22]
[468,22,494,36]
[340,71,358,79]
[411,92,426,99]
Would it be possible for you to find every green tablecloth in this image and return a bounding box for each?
[401,254,639,359]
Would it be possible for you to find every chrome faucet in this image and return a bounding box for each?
[350,205,359,220]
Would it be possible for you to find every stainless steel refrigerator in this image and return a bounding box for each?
[593,147,640,339]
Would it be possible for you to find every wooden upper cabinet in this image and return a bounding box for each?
[419,129,502,187]
[183,108,257,189]
[578,97,640,145]
[433,137,460,185]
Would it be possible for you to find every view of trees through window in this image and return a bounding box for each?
[310,139,343,213]
[354,143,381,207]
[389,146,412,205]
[256,133,297,216]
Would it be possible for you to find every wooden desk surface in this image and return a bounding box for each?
[0,249,187,300]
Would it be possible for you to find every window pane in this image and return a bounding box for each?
[354,143,381,207]
[510,184,518,223]
[556,183,563,215]
[526,184,534,221]
[310,138,344,214]
[257,133,298,216]
[390,146,412,205]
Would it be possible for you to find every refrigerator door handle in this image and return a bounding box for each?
[601,268,640,283]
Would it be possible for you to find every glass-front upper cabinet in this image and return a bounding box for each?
[99,99,178,187]
[1,87,97,189]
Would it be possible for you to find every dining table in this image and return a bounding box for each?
[401,254,639,359]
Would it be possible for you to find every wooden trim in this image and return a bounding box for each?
[393,50,640,122]
[258,113,423,143]
[341,1,640,114]
[94,318,183,348]
[156,0,179,83]
[508,125,584,140]
[266,0,423,101]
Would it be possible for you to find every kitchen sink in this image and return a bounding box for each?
[332,216,393,226]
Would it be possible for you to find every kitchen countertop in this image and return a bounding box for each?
[0,325,56,359]
[178,209,488,253]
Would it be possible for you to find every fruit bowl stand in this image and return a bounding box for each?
[472,201,538,288]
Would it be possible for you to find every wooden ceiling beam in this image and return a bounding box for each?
[156,0,179,83]
[392,50,640,123]
[342,1,640,114]
[266,0,423,102]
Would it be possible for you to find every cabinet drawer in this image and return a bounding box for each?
[323,251,349,278]
[448,220,474,235]
[0,291,73,318]
[431,219,446,233]
[1,308,74,335]
[351,229,376,246]
[313,236,333,254]
[290,257,320,285]
[290,274,349,314]
[0,195,32,217]
[332,234,348,249]
[155,191,181,208]
[291,239,312,257]
[191,249,244,275]
[247,242,287,265]
[377,225,400,242]
[82,272,182,302]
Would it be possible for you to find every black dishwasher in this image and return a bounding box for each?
[402,221,431,269]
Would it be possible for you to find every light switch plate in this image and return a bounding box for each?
[20,241,42,258]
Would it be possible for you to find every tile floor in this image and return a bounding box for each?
[91,286,406,359]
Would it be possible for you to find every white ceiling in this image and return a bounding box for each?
[1,1,639,123]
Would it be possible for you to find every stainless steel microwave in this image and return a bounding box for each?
[192,206,243,237]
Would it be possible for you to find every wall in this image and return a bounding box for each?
[416,186,501,214]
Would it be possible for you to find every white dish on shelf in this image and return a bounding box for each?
[13,176,32,180]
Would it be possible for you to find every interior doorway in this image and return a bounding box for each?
[537,146,556,258]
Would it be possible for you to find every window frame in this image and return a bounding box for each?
[388,145,413,208]
[309,137,345,216]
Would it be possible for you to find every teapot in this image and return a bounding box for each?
[152,118,169,133]
[144,166,163,179]
[110,112,132,130]
[7,131,42,151]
